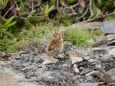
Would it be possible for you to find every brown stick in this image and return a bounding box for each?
[3,5,15,17]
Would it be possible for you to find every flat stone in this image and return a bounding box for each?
[66,51,83,64]
[0,66,22,85]
[0,66,40,86]
[107,34,115,41]
[106,68,115,82]
[100,20,115,34]
[108,48,115,57]
[40,55,58,64]
[38,71,60,83]
[18,82,39,86]
[77,83,99,86]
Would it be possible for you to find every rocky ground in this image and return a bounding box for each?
[0,34,115,86]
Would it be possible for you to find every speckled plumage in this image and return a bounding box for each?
[46,32,63,56]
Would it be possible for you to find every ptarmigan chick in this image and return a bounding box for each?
[46,32,63,56]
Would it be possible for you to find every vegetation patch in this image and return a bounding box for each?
[0,24,57,53]
[0,0,114,53]
[64,26,102,46]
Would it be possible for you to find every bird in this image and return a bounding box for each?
[46,31,63,56]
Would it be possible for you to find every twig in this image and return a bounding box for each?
[34,13,44,16]
[56,1,64,19]
[75,5,89,21]
[56,0,59,7]
[31,0,34,11]
[63,9,77,16]
[83,12,115,22]
[13,0,18,8]
[3,5,15,17]
[18,12,30,17]
[62,2,79,16]
[75,0,92,21]
[88,0,93,19]
[25,0,31,9]
[71,3,79,8]
[34,0,41,8]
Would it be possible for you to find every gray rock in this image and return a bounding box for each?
[83,56,91,60]
[42,71,61,79]
[108,40,115,46]
[35,65,48,77]
[80,68,90,75]
[21,57,29,64]
[58,53,65,58]
[37,53,48,58]
[108,48,115,57]
[95,64,102,69]
[42,76,58,83]
[35,68,45,77]
[37,71,61,83]
[100,20,115,34]
[28,53,34,62]
[77,83,99,86]
[86,76,97,82]
[21,62,30,67]
[106,68,115,81]
[0,66,31,86]
[18,82,39,86]
[15,56,22,60]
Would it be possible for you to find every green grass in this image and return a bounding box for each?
[0,24,56,53]
[0,22,102,53]
[64,26,101,47]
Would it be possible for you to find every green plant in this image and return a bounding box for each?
[0,24,56,53]
[41,4,55,19]
[0,0,9,10]
[0,16,16,29]
[64,26,96,46]
[0,16,16,38]
[0,38,16,52]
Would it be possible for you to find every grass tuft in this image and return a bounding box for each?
[64,26,101,46]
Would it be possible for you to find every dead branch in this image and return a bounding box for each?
[83,12,115,22]
[75,0,92,21]
[25,0,31,10]
[31,0,34,11]
[62,1,79,16]
[3,5,15,17]
[34,0,41,8]
[13,0,18,8]
[88,0,93,19]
